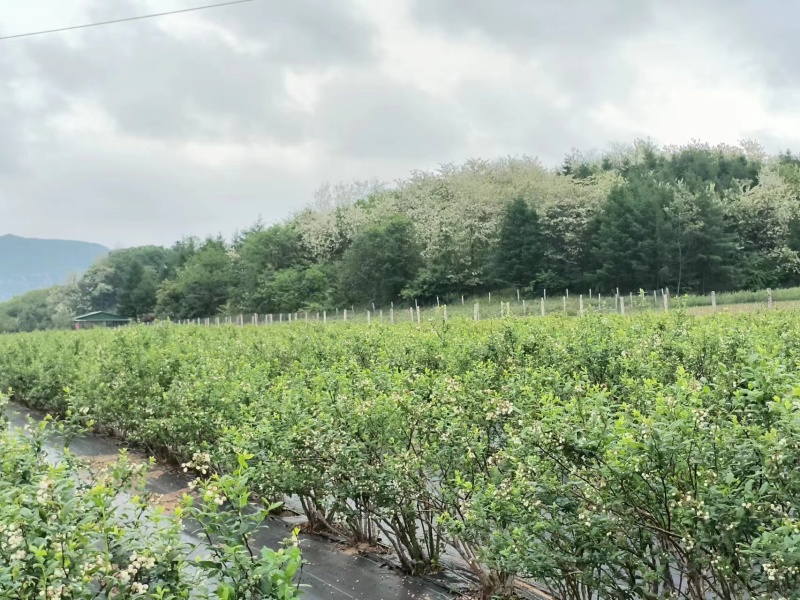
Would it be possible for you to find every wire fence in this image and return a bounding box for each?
[166,286,789,327]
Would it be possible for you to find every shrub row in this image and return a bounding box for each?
[2,312,800,598]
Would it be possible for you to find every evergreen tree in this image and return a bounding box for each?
[593,178,672,292]
[338,214,421,306]
[493,198,542,290]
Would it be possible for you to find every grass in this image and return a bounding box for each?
[210,285,800,325]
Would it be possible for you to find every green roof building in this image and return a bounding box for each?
[73,311,131,329]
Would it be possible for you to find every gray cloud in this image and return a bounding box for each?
[0,130,312,247]
[211,0,377,66]
[452,79,630,164]
[412,0,655,51]
[673,1,800,87]
[17,0,377,143]
[313,70,466,161]
[410,0,654,107]
[1,0,800,250]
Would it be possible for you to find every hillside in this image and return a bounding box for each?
[0,234,108,301]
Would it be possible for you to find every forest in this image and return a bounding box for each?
[3,139,800,331]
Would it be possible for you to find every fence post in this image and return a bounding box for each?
[599,293,602,310]
[268,314,273,325]
[579,294,584,316]
[589,288,592,299]
[474,302,480,321]
[372,302,376,312]
[522,299,526,314]
[239,314,243,326]
[215,316,220,326]
[664,290,669,312]
[768,288,773,309]
[436,296,440,307]
[367,311,371,325]
[253,313,258,325]
[517,289,520,302]
[614,294,619,311]
[541,297,545,317]
[543,288,547,301]
[566,289,569,299]
[620,295,625,315]
[343,309,347,322]
[711,291,716,311]
[461,295,464,305]
[410,307,414,322]
[488,292,491,303]
[629,291,633,308]
[416,305,421,324]
[323,311,327,324]
[380,309,384,322]
[390,308,395,324]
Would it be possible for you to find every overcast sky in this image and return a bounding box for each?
[1,0,799,248]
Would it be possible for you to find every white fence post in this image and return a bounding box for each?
[579,294,584,316]
[768,288,774,309]
[541,297,545,317]
[711,291,716,311]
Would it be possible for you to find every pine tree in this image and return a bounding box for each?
[494,198,542,289]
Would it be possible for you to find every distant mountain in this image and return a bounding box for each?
[0,234,109,301]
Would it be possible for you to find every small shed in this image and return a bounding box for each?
[73,311,131,330]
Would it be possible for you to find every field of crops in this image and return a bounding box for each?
[2,311,800,599]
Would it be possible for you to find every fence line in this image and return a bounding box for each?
[162,286,787,328]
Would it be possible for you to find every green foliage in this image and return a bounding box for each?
[338,214,421,305]
[5,312,800,598]
[156,238,235,319]
[0,288,62,333]
[0,400,303,599]
[493,198,542,290]
[7,139,800,329]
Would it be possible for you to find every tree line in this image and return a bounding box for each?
[3,139,800,332]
